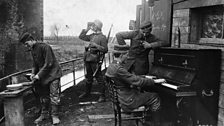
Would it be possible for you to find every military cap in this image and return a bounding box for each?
[19,32,33,43]
[140,20,152,29]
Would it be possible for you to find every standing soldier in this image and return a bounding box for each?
[116,20,168,75]
[19,32,62,125]
[79,19,108,102]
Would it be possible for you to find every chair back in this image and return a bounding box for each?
[106,76,121,112]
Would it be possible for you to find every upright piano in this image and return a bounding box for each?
[149,47,221,126]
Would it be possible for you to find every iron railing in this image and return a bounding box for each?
[0,57,83,89]
[0,52,113,91]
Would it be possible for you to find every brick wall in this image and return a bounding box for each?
[172,9,190,47]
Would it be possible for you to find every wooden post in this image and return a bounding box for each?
[4,96,24,126]
[0,85,32,126]
[72,61,76,86]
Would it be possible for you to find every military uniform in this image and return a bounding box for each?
[106,61,160,112]
[79,29,108,99]
[116,30,167,75]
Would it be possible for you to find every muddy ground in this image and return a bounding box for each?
[20,80,138,126]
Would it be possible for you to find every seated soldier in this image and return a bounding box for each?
[105,44,165,126]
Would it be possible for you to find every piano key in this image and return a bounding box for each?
[161,83,178,90]
[145,75,156,79]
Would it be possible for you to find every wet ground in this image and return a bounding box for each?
[21,80,139,126]
[0,79,176,126]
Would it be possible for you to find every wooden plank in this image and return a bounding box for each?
[0,86,32,98]
[88,114,114,120]
[88,114,135,120]
[174,0,224,10]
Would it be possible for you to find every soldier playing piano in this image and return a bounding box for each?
[106,44,166,126]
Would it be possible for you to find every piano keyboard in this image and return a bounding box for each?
[149,77,185,91]
[161,83,178,90]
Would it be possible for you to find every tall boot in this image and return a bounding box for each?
[51,105,60,125]
[79,82,92,99]
[98,84,106,102]
[34,99,49,124]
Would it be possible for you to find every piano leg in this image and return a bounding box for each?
[175,97,195,126]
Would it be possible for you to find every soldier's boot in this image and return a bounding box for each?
[52,115,60,125]
[97,80,106,102]
[98,87,106,102]
[34,101,49,124]
[79,82,92,99]
[51,105,60,125]
[34,113,49,124]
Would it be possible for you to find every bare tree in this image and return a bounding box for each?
[50,24,61,42]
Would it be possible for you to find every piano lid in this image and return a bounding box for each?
[149,65,196,85]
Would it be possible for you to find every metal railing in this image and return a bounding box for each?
[0,57,83,89]
[0,52,113,91]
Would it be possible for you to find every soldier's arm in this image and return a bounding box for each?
[117,66,155,87]
[145,35,169,49]
[79,29,91,41]
[36,45,54,79]
[115,31,137,45]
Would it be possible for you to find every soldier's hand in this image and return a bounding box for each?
[89,42,98,48]
[86,26,91,31]
[31,75,39,82]
[154,79,166,84]
[30,73,35,81]
[142,41,152,49]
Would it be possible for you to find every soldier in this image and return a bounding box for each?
[116,20,168,75]
[78,19,108,102]
[106,44,165,126]
[19,32,62,125]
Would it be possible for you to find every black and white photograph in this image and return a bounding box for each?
[0,0,223,126]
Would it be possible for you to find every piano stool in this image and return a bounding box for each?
[106,76,149,126]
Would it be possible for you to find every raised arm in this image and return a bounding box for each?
[116,31,138,45]
[79,29,91,41]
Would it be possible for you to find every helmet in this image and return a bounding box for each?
[93,19,103,30]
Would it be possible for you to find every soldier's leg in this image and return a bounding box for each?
[79,62,94,98]
[49,79,61,125]
[143,92,161,126]
[130,92,161,126]
[95,65,106,102]
[34,85,50,124]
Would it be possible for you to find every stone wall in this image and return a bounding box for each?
[0,0,43,80]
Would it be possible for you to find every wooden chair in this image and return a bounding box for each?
[106,76,148,126]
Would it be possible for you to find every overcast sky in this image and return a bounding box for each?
[44,0,141,37]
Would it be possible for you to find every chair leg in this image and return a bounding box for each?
[135,120,139,126]
[114,111,117,126]
[118,112,122,126]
